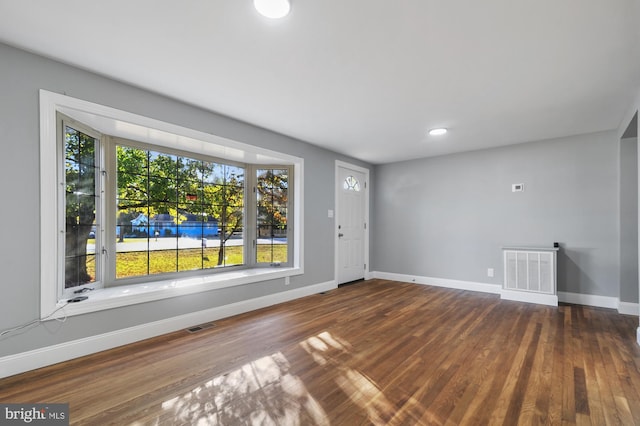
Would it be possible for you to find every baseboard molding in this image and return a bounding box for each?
[372,271,501,295]
[557,291,618,309]
[373,271,638,315]
[0,280,336,379]
[501,289,558,306]
[617,301,639,316]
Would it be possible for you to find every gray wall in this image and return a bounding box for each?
[620,137,639,303]
[0,42,371,358]
[372,131,621,298]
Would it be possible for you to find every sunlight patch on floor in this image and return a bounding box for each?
[300,331,397,425]
[160,352,329,425]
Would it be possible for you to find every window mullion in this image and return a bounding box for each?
[245,165,257,267]
[286,165,293,266]
[104,137,117,286]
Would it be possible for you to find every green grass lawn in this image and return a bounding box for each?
[113,245,287,278]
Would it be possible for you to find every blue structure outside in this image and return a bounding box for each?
[127,213,219,239]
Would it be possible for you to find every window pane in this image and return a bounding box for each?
[220,226,244,266]
[227,185,244,207]
[178,217,203,240]
[64,126,99,289]
[226,165,244,186]
[150,249,177,275]
[117,146,148,172]
[148,151,177,178]
[118,170,148,202]
[203,216,219,238]
[78,133,96,167]
[149,176,177,202]
[177,157,201,181]
[202,162,224,184]
[179,180,202,203]
[116,251,148,279]
[65,127,79,162]
[202,183,223,206]
[115,145,246,279]
[177,248,201,272]
[343,175,360,191]
[257,238,288,263]
[203,246,220,269]
[118,208,149,239]
[273,240,288,263]
[257,238,287,264]
[256,168,289,265]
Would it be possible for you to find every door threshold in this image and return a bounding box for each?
[338,278,365,288]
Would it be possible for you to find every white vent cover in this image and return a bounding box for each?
[502,248,558,306]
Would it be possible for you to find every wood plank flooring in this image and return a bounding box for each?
[2,279,640,425]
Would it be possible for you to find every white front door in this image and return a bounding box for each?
[336,164,367,284]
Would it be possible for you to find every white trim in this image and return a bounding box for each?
[53,268,303,318]
[373,271,639,313]
[39,89,305,320]
[40,91,59,320]
[557,291,619,309]
[334,161,370,285]
[619,301,640,316]
[371,271,501,294]
[555,292,639,315]
[500,289,558,306]
[0,280,336,379]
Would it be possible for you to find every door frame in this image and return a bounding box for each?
[334,160,371,284]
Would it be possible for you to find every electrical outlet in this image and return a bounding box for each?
[285,276,290,286]
[487,268,494,278]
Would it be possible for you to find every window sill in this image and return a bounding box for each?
[51,267,302,319]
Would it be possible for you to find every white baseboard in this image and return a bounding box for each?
[373,271,638,315]
[617,301,639,316]
[0,280,336,379]
[372,271,501,295]
[501,291,638,315]
[557,291,618,309]
[501,289,558,306]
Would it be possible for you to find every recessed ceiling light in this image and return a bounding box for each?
[254,0,290,19]
[428,128,447,136]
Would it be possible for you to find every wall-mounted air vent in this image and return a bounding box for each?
[186,321,216,333]
[502,247,559,306]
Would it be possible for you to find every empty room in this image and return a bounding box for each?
[1,0,640,424]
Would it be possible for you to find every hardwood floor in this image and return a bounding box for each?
[2,279,640,425]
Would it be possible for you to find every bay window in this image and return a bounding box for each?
[41,91,302,318]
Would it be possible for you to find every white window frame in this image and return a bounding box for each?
[255,166,294,267]
[105,138,257,286]
[40,90,304,320]
[58,115,106,298]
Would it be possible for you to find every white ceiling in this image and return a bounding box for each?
[1,0,639,164]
